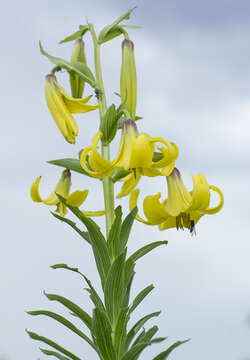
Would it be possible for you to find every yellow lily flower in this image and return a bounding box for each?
[80,119,179,197]
[45,74,99,143]
[130,168,224,234]
[30,169,104,217]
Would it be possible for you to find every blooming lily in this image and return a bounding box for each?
[80,119,179,197]
[30,169,104,217]
[130,168,224,233]
[45,74,99,143]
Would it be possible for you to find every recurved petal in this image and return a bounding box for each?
[143,193,169,225]
[203,185,224,214]
[189,174,210,211]
[60,86,99,113]
[151,138,179,168]
[67,190,89,207]
[30,177,43,203]
[129,189,151,225]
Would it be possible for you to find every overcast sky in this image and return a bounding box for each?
[1,1,250,360]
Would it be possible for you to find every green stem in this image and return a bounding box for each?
[89,23,115,237]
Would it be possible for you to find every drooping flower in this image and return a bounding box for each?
[120,39,137,120]
[130,168,224,233]
[80,119,179,196]
[45,74,99,143]
[30,169,104,217]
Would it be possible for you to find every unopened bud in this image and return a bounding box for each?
[70,38,86,98]
[120,39,137,120]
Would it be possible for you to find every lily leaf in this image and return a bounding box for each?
[51,212,91,244]
[129,284,154,314]
[57,195,111,290]
[39,41,96,87]
[118,207,138,254]
[152,339,190,360]
[125,312,161,350]
[113,307,130,356]
[27,310,96,350]
[26,330,81,360]
[44,292,92,331]
[104,251,126,322]
[92,308,116,360]
[40,349,70,360]
[47,158,89,176]
[98,7,136,44]
[59,26,89,44]
[107,205,122,258]
[127,241,168,263]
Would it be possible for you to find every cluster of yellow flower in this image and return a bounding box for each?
[31,37,223,234]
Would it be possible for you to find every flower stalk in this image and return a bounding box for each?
[88,23,115,236]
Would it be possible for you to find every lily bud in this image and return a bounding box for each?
[120,39,137,120]
[70,38,87,98]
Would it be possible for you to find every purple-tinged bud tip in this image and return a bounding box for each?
[122,39,134,50]
[45,74,56,82]
[123,119,138,131]
[170,167,181,178]
[62,169,71,179]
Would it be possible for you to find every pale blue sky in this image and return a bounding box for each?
[1,1,250,360]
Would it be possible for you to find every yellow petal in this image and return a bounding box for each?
[203,185,224,214]
[189,174,210,211]
[67,190,88,207]
[143,193,169,225]
[158,216,178,230]
[129,189,151,225]
[116,170,141,198]
[30,177,43,203]
[43,170,71,205]
[63,93,100,113]
[164,169,192,217]
[151,139,179,169]
[45,76,76,143]
[128,134,155,169]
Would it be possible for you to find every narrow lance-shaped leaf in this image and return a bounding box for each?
[113,307,130,356]
[107,205,122,258]
[104,251,126,323]
[92,308,116,360]
[59,26,89,44]
[40,349,70,360]
[47,158,90,176]
[118,207,138,254]
[27,310,96,350]
[152,339,190,360]
[125,312,161,350]
[127,241,168,263]
[39,41,96,87]
[44,292,92,331]
[98,7,136,44]
[132,325,158,348]
[56,194,111,290]
[26,330,81,360]
[82,274,105,312]
[129,284,154,314]
[51,212,91,244]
